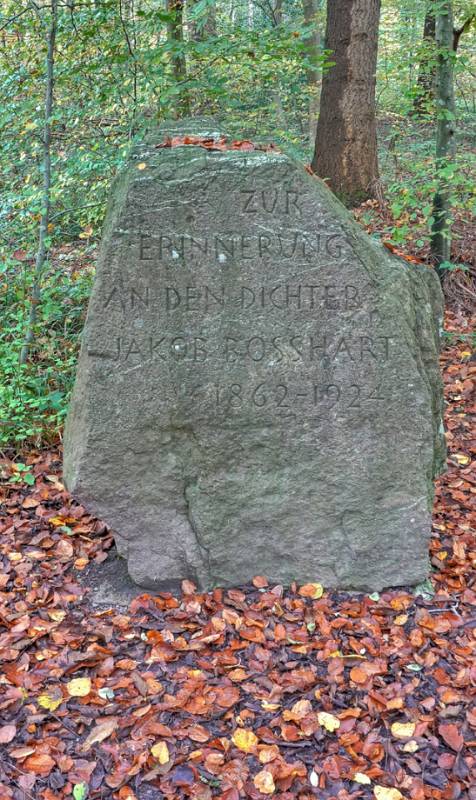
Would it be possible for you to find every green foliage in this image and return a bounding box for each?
[362,119,475,254]
[7,462,35,485]
[0,0,474,448]
[0,248,93,449]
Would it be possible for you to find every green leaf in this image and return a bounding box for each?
[73,784,88,800]
[306,621,316,633]
[98,687,115,700]
[414,579,435,599]
[406,663,423,672]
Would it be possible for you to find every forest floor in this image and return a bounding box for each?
[0,306,475,800]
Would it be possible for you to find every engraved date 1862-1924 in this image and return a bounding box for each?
[194,381,386,415]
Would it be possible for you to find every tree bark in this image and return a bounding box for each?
[453,15,474,51]
[20,0,57,365]
[167,0,189,115]
[431,1,456,278]
[311,0,381,206]
[270,0,287,130]
[119,0,139,134]
[412,9,436,116]
[302,0,321,144]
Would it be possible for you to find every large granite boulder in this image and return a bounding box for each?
[64,118,446,592]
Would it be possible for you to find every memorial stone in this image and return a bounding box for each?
[64,118,446,591]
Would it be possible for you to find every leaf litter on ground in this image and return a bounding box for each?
[0,308,474,799]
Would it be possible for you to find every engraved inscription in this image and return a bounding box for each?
[240,189,302,216]
[88,333,393,366]
[214,381,386,411]
[223,334,392,364]
[174,380,388,417]
[101,283,362,313]
[137,231,344,263]
[94,212,390,424]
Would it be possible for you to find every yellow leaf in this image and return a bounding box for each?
[48,610,66,622]
[403,739,419,753]
[78,225,93,240]
[386,698,404,711]
[298,582,324,599]
[38,690,63,711]
[151,741,169,764]
[454,453,470,465]
[137,162,147,170]
[253,769,275,795]
[374,787,404,800]
[317,711,340,732]
[232,728,258,753]
[394,614,408,626]
[261,700,280,711]
[49,516,68,527]
[391,722,416,739]
[354,772,372,785]
[67,678,91,697]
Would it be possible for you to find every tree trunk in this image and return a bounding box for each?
[247,0,254,29]
[271,0,287,130]
[20,0,57,365]
[273,0,283,25]
[302,0,321,144]
[430,1,456,278]
[413,9,473,116]
[311,0,381,206]
[119,0,139,134]
[167,0,189,115]
[412,10,436,116]
[452,15,474,51]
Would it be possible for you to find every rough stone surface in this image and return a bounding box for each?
[64,118,446,592]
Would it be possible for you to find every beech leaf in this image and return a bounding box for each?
[317,711,340,732]
[374,787,404,800]
[298,582,324,599]
[391,721,416,739]
[0,725,16,744]
[23,753,55,776]
[67,677,92,697]
[354,772,372,784]
[151,741,170,764]
[73,783,89,800]
[232,728,258,752]
[439,722,464,751]
[38,690,63,711]
[81,717,118,752]
[253,769,275,795]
